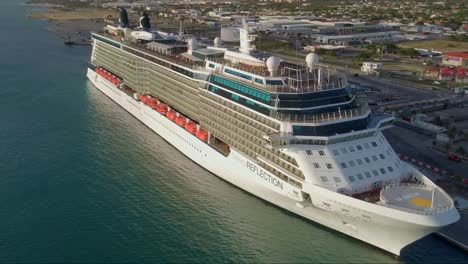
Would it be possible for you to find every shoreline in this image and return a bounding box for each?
[22,3,64,7]
[27,4,115,46]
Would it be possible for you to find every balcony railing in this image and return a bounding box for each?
[379,183,454,216]
[271,105,370,124]
[95,32,205,71]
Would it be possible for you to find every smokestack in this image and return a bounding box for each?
[140,11,151,31]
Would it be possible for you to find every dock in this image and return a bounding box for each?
[47,28,92,46]
[436,208,468,252]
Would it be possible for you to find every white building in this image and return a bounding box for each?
[361,62,383,73]
[316,31,400,45]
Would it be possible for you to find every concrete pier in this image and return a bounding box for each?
[436,208,468,252]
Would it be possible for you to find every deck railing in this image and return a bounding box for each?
[270,105,370,124]
[379,183,454,216]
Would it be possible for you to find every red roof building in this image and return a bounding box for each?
[443,52,468,67]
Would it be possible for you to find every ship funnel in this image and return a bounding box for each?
[306,52,320,70]
[178,19,184,38]
[214,37,222,47]
[266,56,282,77]
[140,11,151,31]
[119,8,129,28]
[188,38,197,54]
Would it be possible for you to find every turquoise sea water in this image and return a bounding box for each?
[0,1,466,262]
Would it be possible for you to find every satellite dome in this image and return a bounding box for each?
[266,56,282,76]
[214,37,222,47]
[306,53,320,68]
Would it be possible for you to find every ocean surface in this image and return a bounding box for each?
[0,0,466,262]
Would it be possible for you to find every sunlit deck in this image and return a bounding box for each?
[380,183,454,215]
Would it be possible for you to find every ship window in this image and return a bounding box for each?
[231,94,240,101]
[364,157,370,163]
[255,78,264,84]
[372,170,379,176]
[333,177,342,183]
[208,63,215,68]
[372,155,378,161]
[365,172,372,178]
[379,154,385,160]
[341,148,348,154]
[349,161,356,167]
[356,159,363,165]
[371,141,378,147]
[306,150,312,155]
[357,173,364,180]
[326,163,333,169]
[348,176,355,182]
[387,166,394,172]
[266,80,284,85]
[320,176,329,182]
[225,68,253,81]
[313,163,320,169]
[356,145,363,150]
[364,143,370,149]
[332,149,339,156]
[380,168,386,174]
[349,146,355,152]
[341,162,347,169]
[319,150,325,156]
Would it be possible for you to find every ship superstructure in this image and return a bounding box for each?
[86,16,460,256]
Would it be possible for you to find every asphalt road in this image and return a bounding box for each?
[349,75,439,101]
[384,124,468,178]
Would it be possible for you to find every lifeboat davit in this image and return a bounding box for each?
[175,116,186,127]
[196,129,209,142]
[167,110,177,121]
[185,122,197,134]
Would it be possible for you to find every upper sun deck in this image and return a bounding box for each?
[92,31,348,96]
[207,57,349,95]
[93,32,205,71]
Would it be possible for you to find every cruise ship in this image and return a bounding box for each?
[86,11,460,256]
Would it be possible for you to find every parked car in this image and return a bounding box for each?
[448,152,462,163]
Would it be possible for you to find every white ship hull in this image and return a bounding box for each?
[87,68,458,256]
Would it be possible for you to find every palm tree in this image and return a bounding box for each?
[447,127,457,147]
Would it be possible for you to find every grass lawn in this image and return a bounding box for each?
[382,62,426,73]
[398,40,468,52]
[31,8,117,21]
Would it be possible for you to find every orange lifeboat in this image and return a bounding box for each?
[156,104,168,114]
[167,110,177,121]
[185,122,197,134]
[146,98,158,108]
[175,115,186,127]
[196,129,209,142]
[139,95,149,103]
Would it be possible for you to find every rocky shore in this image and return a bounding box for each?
[28,5,117,45]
